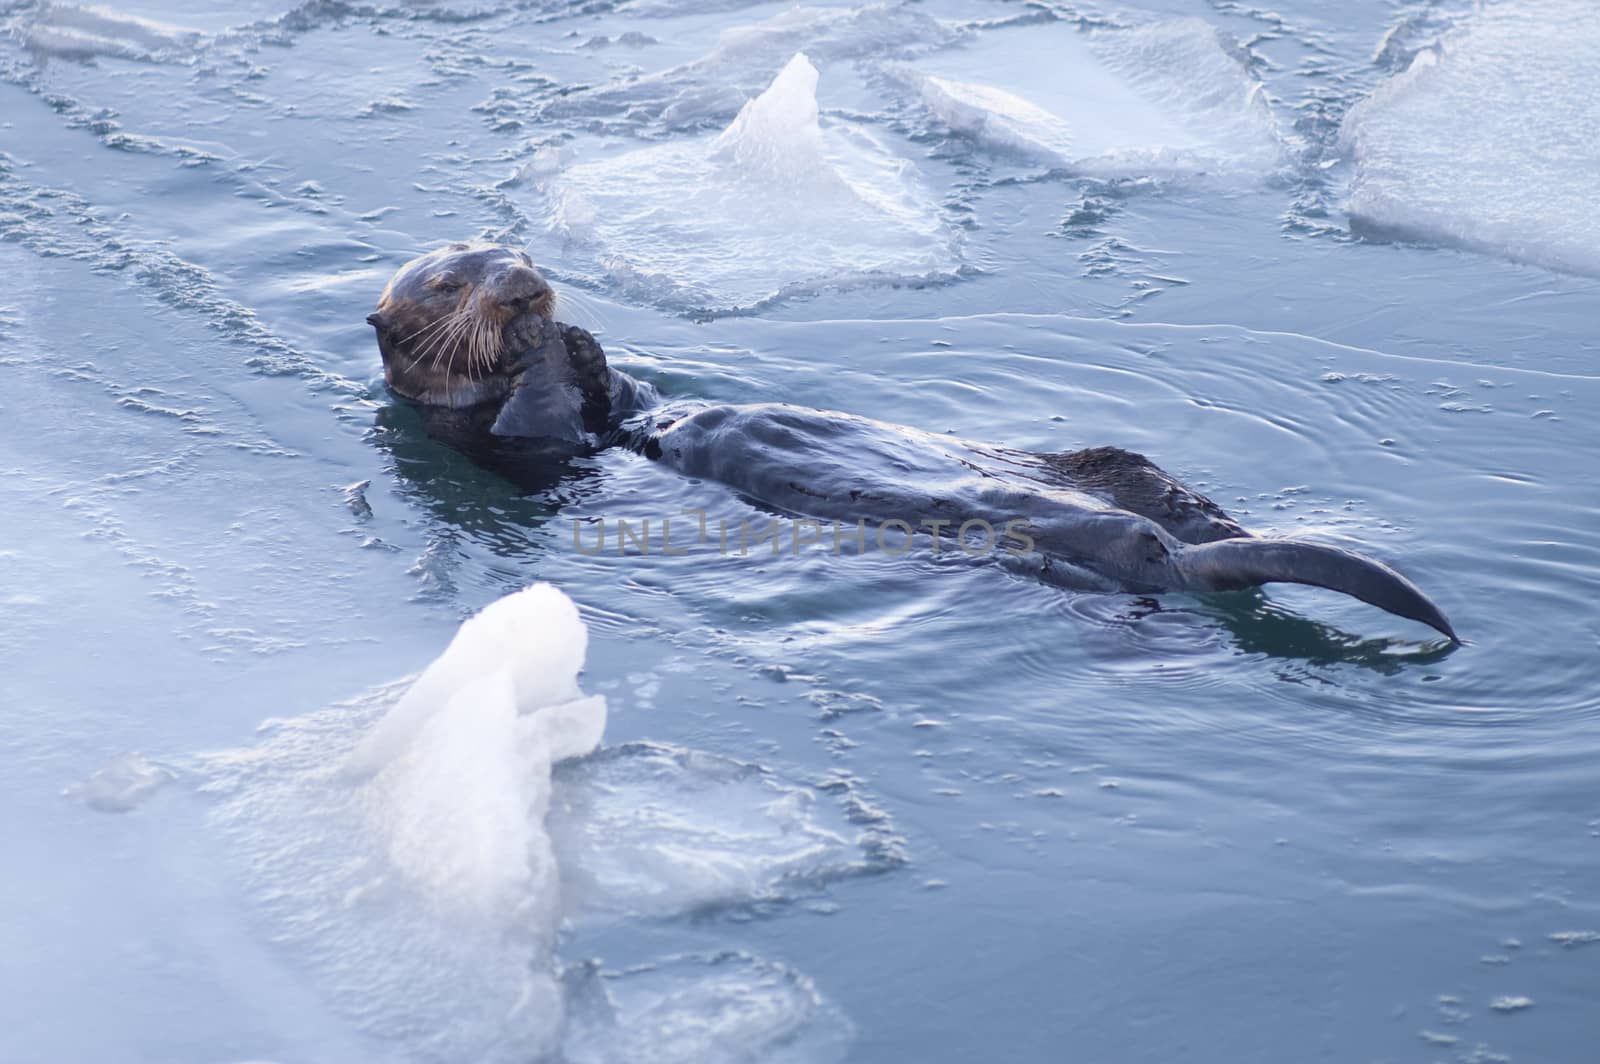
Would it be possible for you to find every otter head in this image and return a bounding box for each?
[367,242,555,407]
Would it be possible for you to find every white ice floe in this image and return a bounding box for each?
[544,52,956,311]
[906,18,1282,177]
[343,583,600,785]
[203,583,880,1062]
[346,585,606,927]
[1340,0,1600,276]
[207,584,603,1059]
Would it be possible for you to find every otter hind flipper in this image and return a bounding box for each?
[1176,537,1458,642]
[1040,447,1250,545]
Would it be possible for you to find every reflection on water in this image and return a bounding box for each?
[1200,590,1458,672]
[373,400,605,506]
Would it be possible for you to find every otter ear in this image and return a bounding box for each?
[366,311,389,332]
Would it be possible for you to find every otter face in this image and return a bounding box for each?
[368,242,555,407]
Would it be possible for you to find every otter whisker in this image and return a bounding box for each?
[468,317,486,382]
[410,317,468,399]
[406,309,466,374]
[400,317,454,368]
[427,312,473,371]
[476,315,499,373]
[434,317,461,404]
[479,310,499,369]
[461,317,481,385]
[442,337,455,406]
[462,311,486,374]
[403,311,470,374]
[442,310,481,405]
[396,311,456,347]
[404,323,451,375]
[441,313,483,401]
[556,287,608,333]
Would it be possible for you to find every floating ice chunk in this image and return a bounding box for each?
[344,582,599,781]
[351,585,605,923]
[203,584,871,1061]
[545,53,956,311]
[908,18,1281,177]
[65,752,175,812]
[1549,929,1600,949]
[18,3,203,62]
[359,672,604,923]
[1340,0,1600,276]
[711,49,829,171]
[205,584,605,1060]
[550,742,899,919]
[916,77,1077,164]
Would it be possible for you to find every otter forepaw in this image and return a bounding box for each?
[503,312,547,357]
[561,324,611,393]
[562,325,605,368]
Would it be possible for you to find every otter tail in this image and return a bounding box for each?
[1176,537,1458,642]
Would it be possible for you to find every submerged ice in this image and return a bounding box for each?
[542,52,956,311]
[1340,0,1600,276]
[202,584,882,1061]
[562,951,852,1064]
[64,752,176,813]
[551,742,898,919]
[907,18,1282,177]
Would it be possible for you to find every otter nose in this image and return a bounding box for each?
[494,265,551,313]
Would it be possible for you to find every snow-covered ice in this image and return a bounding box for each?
[541,52,957,311]
[906,18,1282,177]
[1340,0,1600,275]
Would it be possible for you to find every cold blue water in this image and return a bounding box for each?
[2,0,1597,1061]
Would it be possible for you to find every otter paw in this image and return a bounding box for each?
[561,325,605,369]
[503,312,547,356]
[561,324,611,392]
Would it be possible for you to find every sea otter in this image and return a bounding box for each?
[367,242,1458,643]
